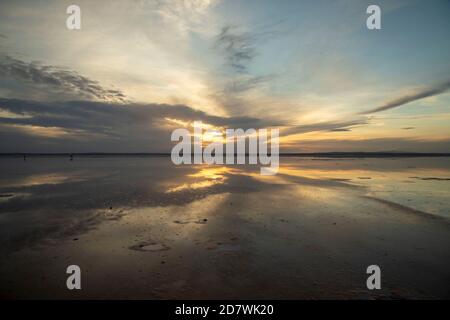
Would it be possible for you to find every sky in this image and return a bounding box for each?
[0,0,449,153]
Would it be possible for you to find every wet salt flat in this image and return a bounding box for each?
[0,156,449,299]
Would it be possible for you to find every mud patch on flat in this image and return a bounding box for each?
[129,242,170,252]
[0,192,27,202]
[0,193,13,198]
[409,176,450,181]
[173,218,208,225]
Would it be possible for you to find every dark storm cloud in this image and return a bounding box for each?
[360,80,450,114]
[0,55,126,102]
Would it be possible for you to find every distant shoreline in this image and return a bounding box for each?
[1,152,449,158]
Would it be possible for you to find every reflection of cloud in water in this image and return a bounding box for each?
[167,180,223,193]
[166,167,241,193]
[0,156,449,299]
[2,172,87,188]
[0,156,449,257]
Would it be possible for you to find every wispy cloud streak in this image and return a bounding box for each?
[0,55,126,102]
[215,25,258,73]
[360,80,450,114]
[281,119,368,137]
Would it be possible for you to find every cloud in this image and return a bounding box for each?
[210,73,279,117]
[214,24,279,74]
[211,26,277,116]
[215,25,258,73]
[0,97,284,152]
[329,128,352,132]
[281,119,367,137]
[360,80,450,114]
[282,137,450,153]
[223,75,275,93]
[1,97,447,153]
[0,55,126,102]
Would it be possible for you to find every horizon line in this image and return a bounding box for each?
[1,152,450,158]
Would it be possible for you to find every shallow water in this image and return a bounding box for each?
[0,156,449,299]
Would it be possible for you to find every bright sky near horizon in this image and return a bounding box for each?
[0,0,449,153]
